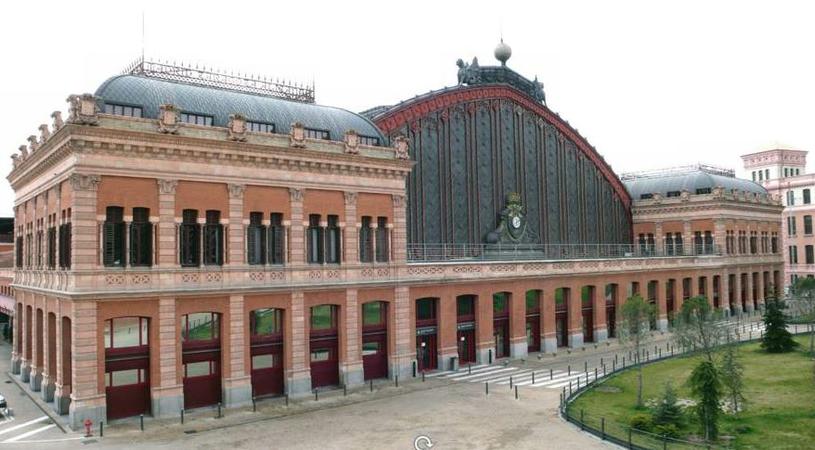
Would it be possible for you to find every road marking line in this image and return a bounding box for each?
[466,368,529,383]
[442,366,504,378]
[0,416,49,436]
[3,424,56,443]
[455,367,518,381]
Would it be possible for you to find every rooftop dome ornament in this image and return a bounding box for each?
[494,38,512,66]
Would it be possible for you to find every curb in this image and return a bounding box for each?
[5,371,70,433]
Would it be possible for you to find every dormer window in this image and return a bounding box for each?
[358,135,380,146]
[305,128,330,140]
[695,188,711,195]
[666,191,681,198]
[104,104,143,118]
[180,112,213,126]
[639,194,653,200]
[247,121,275,133]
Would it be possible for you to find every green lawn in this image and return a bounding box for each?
[568,336,815,450]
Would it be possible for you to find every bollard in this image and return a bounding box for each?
[659,348,662,358]
[550,368,553,380]
[594,367,598,380]
[615,354,618,364]
[509,376,513,389]
[532,372,536,385]
[584,361,588,372]
[343,385,347,396]
[603,364,606,377]
[585,372,589,385]
[140,414,144,431]
[422,372,426,382]
[412,361,417,378]
[601,417,605,440]
[217,402,222,418]
[285,394,289,407]
[395,375,399,388]
[253,397,258,411]
[181,409,185,424]
[600,357,604,366]
[613,360,616,371]
[577,378,580,390]
[485,382,489,396]
[515,385,518,400]
[569,380,572,396]
[315,389,319,401]
[100,421,104,437]
[623,356,626,368]
[489,349,493,364]
[468,364,472,375]
[370,379,374,392]
[568,364,571,375]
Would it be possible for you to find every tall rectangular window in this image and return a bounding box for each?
[375,217,389,262]
[268,213,285,265]
[58,210,71,269]
[180,209,200,267]
[203,210,223,266]
[325,215,341,264]
[807,245,814,265]
[47,219,56,269]
[103,206,126,267]
[805,189,812,205]
[787,190,795,206]
[805,215,813,235]
[359,216,373,263]
[130,207,152,267]
[247,212,266,265]
[307,214,324,264]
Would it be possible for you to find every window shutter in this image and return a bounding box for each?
[103,222,116,266]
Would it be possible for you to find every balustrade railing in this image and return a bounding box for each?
[406,243,726,262]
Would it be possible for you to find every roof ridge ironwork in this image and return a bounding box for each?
[619,163,735,181]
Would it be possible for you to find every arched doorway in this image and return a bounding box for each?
[361,301,388,380]
[104,316,150,420]
[493,293,510,359]
[525,291,541,353]
[249,308,284,397]
[310,305,339,389]
[181,312,221,409]
[555,288,568,347]
[456,295,476,364]
[415,298,438,372]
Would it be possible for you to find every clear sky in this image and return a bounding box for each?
[2,0,814,216]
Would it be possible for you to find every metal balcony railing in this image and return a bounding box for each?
[405,243,726,262]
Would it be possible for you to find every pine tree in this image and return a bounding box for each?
[761,296,798,353]
[688,360,722,441]
[652,381,684,426]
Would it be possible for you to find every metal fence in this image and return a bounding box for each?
[406,243,726,262]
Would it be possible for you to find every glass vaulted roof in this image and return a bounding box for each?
[94,74,385,142]
[624,169,767,199]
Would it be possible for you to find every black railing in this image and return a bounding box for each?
[406,243,727,262]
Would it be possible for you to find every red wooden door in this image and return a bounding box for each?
[457,328,475,364]
[416,333,437,372]
[310,338,339,389]
[582,310,594,343]
[606,306,616,338]
[493,318,509,358]
[556,312,567,347]
[183,351,221,409]
[362,332,388,380]
[105,356,149,420]
[526,315,540,352]
[250,342,283,397]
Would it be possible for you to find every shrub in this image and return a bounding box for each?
[629,413,653,431]
[652,382,684,427]
[654,423,681,438]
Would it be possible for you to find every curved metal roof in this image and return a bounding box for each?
[94,75,385,142]
[624,170,767,199]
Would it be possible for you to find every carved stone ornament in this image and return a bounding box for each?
[392,194,405,208]
[227,113,248,142]
[289,187,304,202]
[652,192,663,204]
[393,135,410,160]
[290,122,306,148]
[344,191,358,205]
[158,104,181,134]
[51,111,64,131]
[69,173,100,191]
[156,179,178,195]
[228,183,246,199]
[680,189,690,202]
[66,93,99,125]
[27,135,39,153]
[38,124,51,144]
[344,129,359,154]
[712,186,725,198]
[18,145,28,160]
[10,154,18,169]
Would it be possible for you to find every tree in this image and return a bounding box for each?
[791,277,815,357]
[652,381,684,427]
[688,360,722,441]
[719,336,745,414]
[761,295,798,353]
[673,296,726,363]
[619,294,655,407]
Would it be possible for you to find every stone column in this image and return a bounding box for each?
[41,305,55,402]
[567,284,584,349]
[706,275,716,308]
[30,304,42,391]
[157,180,178,272]
[510,290,528,358]
[744,272,755,313]
[340,289,364,386]
[227,184,245,267]
[391,195,407,264]
[69,174,100,271]
[756,269,766,309]
[11,301,21,374]
[224,294,251,407]
[53,302,71,415]
[732,272,743,315]
[343,193,359,265]
[69,300,105,430]
[656,279,669,332]
[390,286,413,380]
[437,293,457,370]
[288,189,305,265]
[152,297,182,417]
[21,302,31,382]
[592,286,608,342]
[720,271,731,316]
[541,287,557,354]
[286,291,310,396]
[476,292,494,364]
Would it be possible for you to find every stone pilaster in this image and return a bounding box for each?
[391,195,407,264]
[475,293,494,364]
[744,272,755,313]
[732,273,743,315]
[288,189,305,265]
[390,286,413,380]
[287,291,310,396]
[341,289,364,386]
[11,302,21,375]
[41,305,55,402]
[654,222,664,255]
[567,284,584,349]
[714,219,727,254]
[54,303,71,415]
[68,174,100,270]
[683,220,693,255]
[541,286,557,353]
[224,294,251,407]
[510,290,528,358]
[656,279,668,332]
[69,301,105,430]
[227,184,245,267]
[157,180,178,271]
[20,303,31,383]
[29,305,42,392]
[756,270,766,309]
[343,193,359,264]
[152,297,183,417]
[592,287,609,343]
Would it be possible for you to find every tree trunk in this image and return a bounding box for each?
[637,358,643,407]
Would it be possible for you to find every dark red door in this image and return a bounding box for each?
[416,332,437,372]
[556,313,567,347]
[493,318,509,358]
[582,310,594,343]
[457,328,476,364]
[251,342,283,397]
[526,315,540,352]
[362,332,388,380]
[310,338,339,389]
[105,357,149,420]
[183,351,221,409]
[606,306,616,338]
